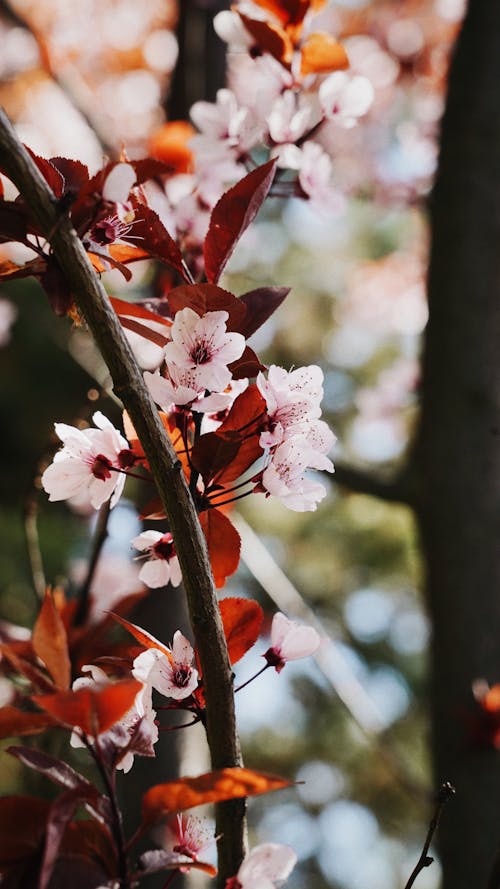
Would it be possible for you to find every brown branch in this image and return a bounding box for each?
[333,460,416,505]
[403,781,455,889]
[0,106,245,884]
[74,499,111,627]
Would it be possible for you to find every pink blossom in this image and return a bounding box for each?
[164,307,245,393]
[267,91,320,145]
[41,411,133,509]
[164,814,215,871]
[132,630,199,702]
[227,843,297,889]
[319,71,374,128]
[132,530,182,589]
[190,88,264,162]
[260,436,330,511]
[264,612,321,672]
[70,664,157,773]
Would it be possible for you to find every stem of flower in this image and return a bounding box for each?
[206,490,254,509]
[84,734,131,888]
[234,663,270,693]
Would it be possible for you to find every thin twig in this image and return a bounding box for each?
[403,782,455,889]
[74,499,111,627]
[0,108,245,885]
[23,493,46,601]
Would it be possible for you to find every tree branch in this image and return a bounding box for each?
[403,781,455,889]
[0,107,245,884]
[333,460,416,505]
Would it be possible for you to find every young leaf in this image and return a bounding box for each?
[32,589,71,690]
[300,32,349,76]
[219,597,264,665]
[238,286,290,339]
[204,159,277,284]
[199,508,241,589]
[32,678,143,736]
[228,344,266,379]
[142,766,291,825]
[237,13,294,67]
[124,203,187,279]
[110,613,173,659]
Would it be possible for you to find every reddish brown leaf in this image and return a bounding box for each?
[199,508,241,588]
[110,295,172,328]
[49,157,89,194]
[300,32,349,76]
[25,146,64,197]
[228,344,266,379]
[32,589,71,690]
[40,790,86,889]
[32,678,143,736]
[216,384,267,438]
[1,644,55,693]
[191,433,240,486]
[125,203,187,279]
[238,286,290,339]
[0,795,50,862]
[110,614,172,659]
[142,766,291,825]
[237,13,294,67]
[251,0,314,28]
[118,316,170,347]
[204,159,277,284]
[0,258,40,280]
[167,283,247,330]
[130,158,174,184]
[213,434,263,487]
[219,597,264,665]
[0,706,56,739]
[61,819,117,876]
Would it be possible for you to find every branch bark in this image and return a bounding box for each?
[0,106,245,884]
[333,461,415,505]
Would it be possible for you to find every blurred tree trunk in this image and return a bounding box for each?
[167,0,229,120]
[415,2,500,886]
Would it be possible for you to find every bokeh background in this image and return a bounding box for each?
[0,0,466,887]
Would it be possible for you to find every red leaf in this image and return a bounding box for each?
[118,315,171,347]
[219,597,264,664]
[110,613,172,659]
[238,286,290,339]
[130,158,174,184]
[204,160,277,284]
[237,13,294,66]
[191,433,240,486]
[110,295,172,328]
[0,706,56,739]
[39,790,85,889]
[228,344,266,379]
[25,146,65,198]
[251,0,313,28]
[213,434,263,487]
[125,203,187,278]
[32,589,71,690]
[167,282,247,330]
[142,766,291,825]
[49,157,89,195]
[216,384,267,438]
[0,795,50,863]
[32,678,143,736]
[199,508,241,588]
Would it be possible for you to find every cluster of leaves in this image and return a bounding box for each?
[0,584,293,887]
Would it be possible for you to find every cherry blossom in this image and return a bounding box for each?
[164,814,215,872]
[132,530,182,589]
[226,843,297,889]
[164,307,245,393]
[319,71,374,128]
[132,630,199,702]
[190,88,264,165]
[264,612,321,673]
[70,664,157,773]
[260,436,331,511]
[41,411,134,509]
[257,364,324,447]
[267,91,320,146]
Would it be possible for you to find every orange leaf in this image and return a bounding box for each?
[251,0,310,29]
[219,597,264,665]
[32,589,71,690]
[300,32,349,76]
[32,678,143,736]
[0,706,56,739]
[199,508,241,588]
[110,614,172,660]
[148,120,196,174]
[142,766,291,824]
[123,410,191,481]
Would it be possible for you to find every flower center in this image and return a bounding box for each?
[153,535,176,561]
[190,339,212,365]
[91,454,113,480]
[174,665,192,688]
